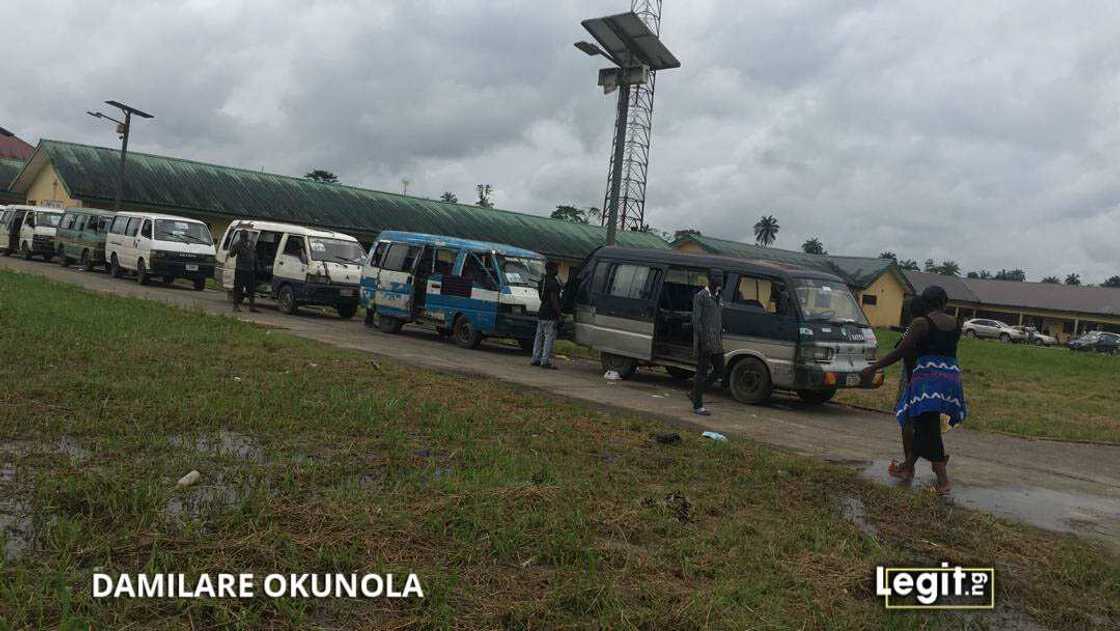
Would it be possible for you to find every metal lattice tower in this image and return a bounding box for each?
[601,0,663,232]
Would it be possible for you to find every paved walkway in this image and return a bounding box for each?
[4,256,1119,549]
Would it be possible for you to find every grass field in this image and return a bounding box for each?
[1,270,1117,629]
[835,330,1120,444]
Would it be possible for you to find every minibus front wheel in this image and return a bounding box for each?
[728,357,772,404]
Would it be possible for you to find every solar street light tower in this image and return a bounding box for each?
[575,9,679,245]
[87,100,154,212]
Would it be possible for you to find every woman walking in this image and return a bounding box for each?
[888,294,928,480]
[862,286,965,494]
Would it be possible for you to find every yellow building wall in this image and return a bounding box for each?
[673,241,706,255]
[24,163,80,208]
[858,272,906,328]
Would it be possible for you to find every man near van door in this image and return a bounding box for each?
[230,231,259,313]
[691,270,724,416]
[531,261,563,369]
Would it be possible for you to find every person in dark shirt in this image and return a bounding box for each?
[531,261,562,369]
[229,231,259,313]
[691,270,724,416]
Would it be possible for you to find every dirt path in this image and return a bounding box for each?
[5,256,1119,550]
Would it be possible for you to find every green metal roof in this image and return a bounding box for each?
[18,140,668,261]
[0,157,24,191]
[673,234,898,288]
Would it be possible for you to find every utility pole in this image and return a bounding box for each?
[87,101,153,211]
[605,83,631,246]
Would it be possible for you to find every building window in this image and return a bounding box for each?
[861,294,878,306]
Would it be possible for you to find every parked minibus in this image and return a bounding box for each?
[2,205,64,260]
[215,220,365,318]
[0,206,14,254]
[569,247,884,404]
[361,231,545,349]
[106,211,215,290]
[56,207,115,271]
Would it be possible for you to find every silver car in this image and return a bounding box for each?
[962,318,1027,343]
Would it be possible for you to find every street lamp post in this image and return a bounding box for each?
[575,12,679,246]
[87,101,153,212]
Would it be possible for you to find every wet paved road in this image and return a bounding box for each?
[4,256,1119,550]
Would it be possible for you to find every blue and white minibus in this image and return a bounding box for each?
[360,231,545,349]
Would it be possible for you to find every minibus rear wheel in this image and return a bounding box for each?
[601,353,637,379]
[79,250,91,271]
[728,357,772,404]
[192,278,206,291]
[377,314,403,334]
[337,303,358,320]
[796,389,837,405]
[453,316,483,349]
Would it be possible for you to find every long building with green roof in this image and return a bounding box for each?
[10,139,668,276]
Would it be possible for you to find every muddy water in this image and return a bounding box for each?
[859,459,1120,548]
[0,435,91,561]
[168,430,263,461]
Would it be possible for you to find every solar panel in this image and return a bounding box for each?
[580,12,680,71]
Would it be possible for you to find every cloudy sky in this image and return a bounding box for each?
[4,0,1118,282]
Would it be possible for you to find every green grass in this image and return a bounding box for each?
[836,330,1120,444]
[0,270,1117,629]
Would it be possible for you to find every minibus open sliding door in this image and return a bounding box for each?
[586,262,661,360]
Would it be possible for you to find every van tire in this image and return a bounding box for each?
[665,366,694,380]
[137,259,150,285]
[336,303,358,320]
[728,357,772,405]
[278,285,299,314]
[797,388,837,405]
[453,315,483,349]
[378,314,403,334]
[110,254,122,278]
[601,352,638,379]
[79,250,91,271]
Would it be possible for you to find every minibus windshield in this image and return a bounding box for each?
[793,278,869,326]
[496,255,545,287]
[155,219,213,245]
[309,238,364,264]
[39,213,63,227]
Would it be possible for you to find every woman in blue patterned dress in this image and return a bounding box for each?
[862,286,965,494]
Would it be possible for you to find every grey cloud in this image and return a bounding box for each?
[3,0,1118,281]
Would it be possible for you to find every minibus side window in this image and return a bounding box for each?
[462,252,498,290]
[61,214,75,230]
[401,245,422,273]
[141,220,153,239]
[125,218,140,237]
[732,275,791,316]
[283,235,307,264]
[591,262,611,295]
[434,248,456,276]
[221,227,237,251]
[110,216,127,234]
[608,264,657,300]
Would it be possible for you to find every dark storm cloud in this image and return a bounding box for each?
[3,0,1118,281]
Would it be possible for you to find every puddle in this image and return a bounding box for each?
[838,496,877,539]
[859,460,1120,546]
[169,430,263,461]
[166,475,257,520]
[0,496,33,561]
[0,435,90,461]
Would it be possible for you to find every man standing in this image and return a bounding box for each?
[229,231,258,313]
[531,261,563,369]
[691,269,724,416]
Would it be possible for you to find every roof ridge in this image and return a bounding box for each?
[692,233,886,262]
[38,139,637,237]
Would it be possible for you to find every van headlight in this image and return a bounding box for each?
[807,346,834,362]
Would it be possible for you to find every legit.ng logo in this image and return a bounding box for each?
[875,563,995,609]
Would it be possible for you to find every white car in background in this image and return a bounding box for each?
[962,318,1027,343]
[1013,326,1058,346]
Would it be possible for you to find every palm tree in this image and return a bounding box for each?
[753,215,780,246]
[1041,276,1061,284]
[439,192,458,204]
[801,237,826,255]
[1065,273,1081,286]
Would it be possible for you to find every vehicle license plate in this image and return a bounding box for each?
[340,288,355,297]
[185,264,198,271]
[846,374,861,387]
